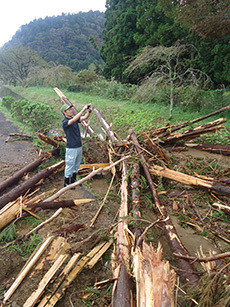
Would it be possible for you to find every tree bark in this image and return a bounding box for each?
[149,164,230,197]
[27,198,94,210]
[131,161,142,241]
[0,156,44,194]
[130,129,200,286]
[185,143,230,155]
[37,133,60,148]
[163,119,226,144]
[0,161,65,210]
[112,161,132,307]
[94,108,118,142]
[133,243,176,307]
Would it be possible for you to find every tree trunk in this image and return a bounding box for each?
[129,129,200,286]
[0,156,44,194]
[149,164,230,197]
[163,119,226,144]
[133,243,176,307]
[112,161,132,307]
[0,161,65,210]
[185,143,230,155]
[131,162,142,241]
[94,108,118,142]
[27,198,94,210]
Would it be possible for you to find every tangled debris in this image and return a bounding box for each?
[0,91,229,306]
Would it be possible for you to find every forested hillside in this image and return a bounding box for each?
[101,0,230,86]
[7,11,105,71]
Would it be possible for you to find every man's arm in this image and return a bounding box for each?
[68,105,88,125]
[80,104,93,122]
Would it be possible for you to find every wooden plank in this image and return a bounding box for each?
[37,253,81,307]
[24,254,68,307]
[3,236,54,304]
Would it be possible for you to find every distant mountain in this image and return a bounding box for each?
[7,11,105,71]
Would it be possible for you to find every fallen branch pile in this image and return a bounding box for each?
[0,93,229,306]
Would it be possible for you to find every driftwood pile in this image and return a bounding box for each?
[0,89,229,306]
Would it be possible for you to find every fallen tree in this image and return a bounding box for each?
[0,152,54,194]
[130,129,200,286]
[149,164,230,197]
[0,160,65,210]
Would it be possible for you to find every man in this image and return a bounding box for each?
[61,103,92,187]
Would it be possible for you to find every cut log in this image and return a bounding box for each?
[112,160,132,307]
[8,133,33,139]
[133,243,176,307]
[149,164,230,197]
[0,161,65,210]
[37,133,60,148]
[130,129,200,285]
[185,143,230,156]
[162,119,226,144]
[27,198,94,210]
[44,155,130,202]
[0,156,45,194]
[54,87,95,136]
[131,162,142,241]
[94,108,118,142]
[0,198,26,230]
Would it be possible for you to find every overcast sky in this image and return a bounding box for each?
[0,0,106,47]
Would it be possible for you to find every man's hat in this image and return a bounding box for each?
[60,104,72,113]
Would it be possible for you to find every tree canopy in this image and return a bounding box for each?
[100,0,230,86]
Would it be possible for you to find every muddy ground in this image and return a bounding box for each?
[0,111,229,306]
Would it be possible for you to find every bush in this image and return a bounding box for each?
[1,96,15,110]
[87,78,137,100]
[67,84,86,92]
[10,99,60,133]
[75,69,99,84]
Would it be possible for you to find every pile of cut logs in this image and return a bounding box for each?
[0,89,229,306]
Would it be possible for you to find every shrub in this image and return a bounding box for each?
[87,78,137,100]
[75,69,99,84]
[1,96,15,110]
[10,99,60,133]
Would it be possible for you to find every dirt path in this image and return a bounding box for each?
[0,111,38,182]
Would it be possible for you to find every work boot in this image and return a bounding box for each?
[71,172,77,184]
[64,177,71,187]
[70,172,77,190]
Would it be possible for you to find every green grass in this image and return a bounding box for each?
[3,86,230,141]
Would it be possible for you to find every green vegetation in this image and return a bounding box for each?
[1,84,229,146]
[8,11,105,72]
[1,95,59,134]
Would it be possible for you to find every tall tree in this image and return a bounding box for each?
[126,44,211,118]
[100,0,139,81]
[0,45,44,86]
[135,0,188,48]
[159,0,230,40]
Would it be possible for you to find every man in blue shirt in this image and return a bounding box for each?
[61,103,92,187]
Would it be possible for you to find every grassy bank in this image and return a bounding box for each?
[2,86,230,142]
